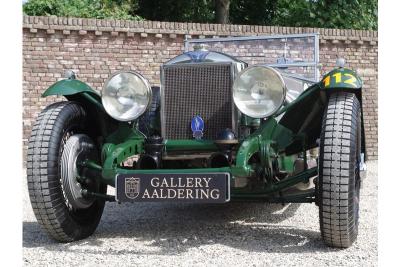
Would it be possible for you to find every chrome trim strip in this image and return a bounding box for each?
[115,174,119,202]
[226,172,231,202]
[231,62,247,136]
[160,65,166,139]
[267,62,318,67]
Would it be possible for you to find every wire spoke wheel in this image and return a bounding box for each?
[27,102,106,242]
[60,134,98,210]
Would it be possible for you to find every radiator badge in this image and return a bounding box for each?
[191,115,204,140]
[125,177,140,199]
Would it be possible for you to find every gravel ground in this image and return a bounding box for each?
[23,161,377,267]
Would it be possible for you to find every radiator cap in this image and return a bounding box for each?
[193,44,208,51]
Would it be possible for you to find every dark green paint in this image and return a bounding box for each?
[240,114,260,128]
[320,67,362,90]
[232,167,317,197]
[101,123,145,181]
[85,150,315,198]
[79,92,104,111]
[81,160,102,172]
[279,155,296,173]
[45,66,361,202]
[97,115,298,192]
[42,79,105,112]
[165,139,218,151]
[97,118,293,187]
[275,82,320,116]
[104,122,145,144]
[232,191,315,203]
[233,118,274,177]
[42,79,100,97]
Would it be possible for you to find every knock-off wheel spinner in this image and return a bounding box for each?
[61,134,98,209]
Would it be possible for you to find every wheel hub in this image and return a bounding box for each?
[61,134,97,209]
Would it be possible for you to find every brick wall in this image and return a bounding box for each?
[22,16,378,159]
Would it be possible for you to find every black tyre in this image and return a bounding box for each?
[139,86,160,136]
[318,92,362,248]
[27,101,106,242]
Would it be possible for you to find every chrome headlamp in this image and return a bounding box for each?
[233,66,286,118]
[102,71,152,121]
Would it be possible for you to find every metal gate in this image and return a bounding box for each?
[184,33,319,82]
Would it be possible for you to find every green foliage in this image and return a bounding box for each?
[23,0,142,20]
[274,0,378,30]
[230,0,278,25]
[137,0,214,23]
[23,0,377,30]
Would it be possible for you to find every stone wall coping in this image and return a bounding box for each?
[23,16,378,42]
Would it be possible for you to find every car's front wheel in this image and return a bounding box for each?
[318,92,362,248]
[27,101,106,242]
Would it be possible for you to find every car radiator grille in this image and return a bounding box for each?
[162,63,234,140]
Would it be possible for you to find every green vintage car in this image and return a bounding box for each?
[27,43,366,248]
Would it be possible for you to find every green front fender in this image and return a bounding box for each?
[320,68,362,90]
[42,79,104,111]
[43,79,99,97]
[42,79,121,140]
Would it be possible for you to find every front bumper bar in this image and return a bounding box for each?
[82,159,318,198]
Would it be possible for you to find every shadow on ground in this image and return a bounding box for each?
[23,202,333,255]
